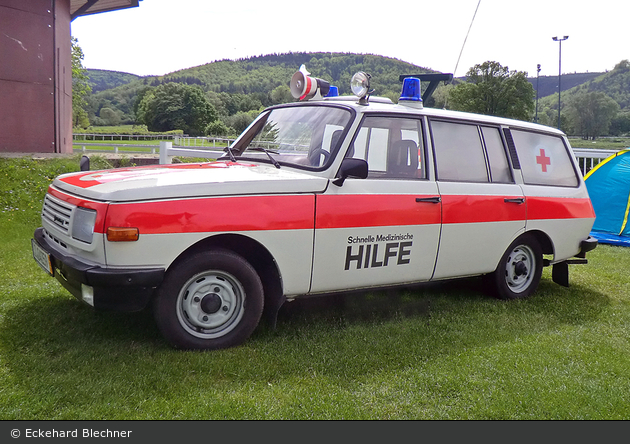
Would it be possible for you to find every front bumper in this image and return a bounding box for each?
[33,228,165,312]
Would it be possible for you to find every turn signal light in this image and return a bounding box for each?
[106,227,139,242]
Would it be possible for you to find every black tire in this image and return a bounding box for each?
[153,249,264,350]
[487,234,543,300]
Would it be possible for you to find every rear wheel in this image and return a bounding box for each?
[153,249,264,350]
[488,234,543,300]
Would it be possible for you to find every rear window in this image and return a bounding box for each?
[511,130,578,187]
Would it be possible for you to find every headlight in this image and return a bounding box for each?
[72,207,97,244]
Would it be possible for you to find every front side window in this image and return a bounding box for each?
[231,105,353,169]
[511,130,579,187]
[348,116,424,179]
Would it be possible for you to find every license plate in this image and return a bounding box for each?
[32,239,53,276]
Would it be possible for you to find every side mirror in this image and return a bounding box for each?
[80,155,90,172]
[333,158,368,186]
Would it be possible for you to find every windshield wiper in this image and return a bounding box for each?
[222,146,237,162]
[249,147,281,169]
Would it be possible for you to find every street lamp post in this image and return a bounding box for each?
[552,36,569,130]
[535,64,541,123]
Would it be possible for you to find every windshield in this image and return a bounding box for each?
[230,105,353,169]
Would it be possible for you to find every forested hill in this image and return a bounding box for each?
[527,72,603,98]
[84,52,439,126]
[536,61,630,112]
[149,52,437,96]
[576,60,630,109]
[83,52,629,130]
[86,69,142,93]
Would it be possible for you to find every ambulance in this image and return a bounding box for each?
[31,66,598,350]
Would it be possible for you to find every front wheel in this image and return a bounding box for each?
[153,249,264,350]
[487,234,543,300]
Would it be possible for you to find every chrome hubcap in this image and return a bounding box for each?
[504,244,536,293]
[176,270,245,339]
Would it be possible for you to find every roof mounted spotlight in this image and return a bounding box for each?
[351,71,374,105]
[290,65,330,101]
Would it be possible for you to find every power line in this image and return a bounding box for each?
[453,0,482,78]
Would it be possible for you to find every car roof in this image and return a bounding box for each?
[304,96,566,136]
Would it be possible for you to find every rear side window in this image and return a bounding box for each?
[431,120,488,183]
[511,130,578,187]
[481,126,513,183]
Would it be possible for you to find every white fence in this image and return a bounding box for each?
[159,141,224,164]
[74,138,622,176]
[158,142,622,177]
[572,148,620,176]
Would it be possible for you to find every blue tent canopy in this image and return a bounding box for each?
[585,149,630,246]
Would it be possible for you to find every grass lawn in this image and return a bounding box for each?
[568,137,630,150]
[1,155,629,420]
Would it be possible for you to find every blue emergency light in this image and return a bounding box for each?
[326,86,339,97]
[399,77,422,103]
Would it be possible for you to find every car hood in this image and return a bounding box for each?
[52,161,330,202]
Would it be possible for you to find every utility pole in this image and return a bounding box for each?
[552,36,569,130]
[535,64,541,123]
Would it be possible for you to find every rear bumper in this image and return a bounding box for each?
[33,228,164,312]
[577,235,598,257]
[551,235,598,287]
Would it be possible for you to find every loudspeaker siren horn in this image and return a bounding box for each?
[290,65,329,101]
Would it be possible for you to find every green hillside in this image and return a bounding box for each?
[81,52,630,138]
[84,52,439,127]
[536,60,630,134]
[528,72,603,98]
[87,69,142,93]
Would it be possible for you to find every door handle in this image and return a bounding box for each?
[504,197,525,204]
[416,197,441,204]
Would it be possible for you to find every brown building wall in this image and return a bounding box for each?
[0,0,72,153]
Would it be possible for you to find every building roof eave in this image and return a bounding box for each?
[70,0,141,21]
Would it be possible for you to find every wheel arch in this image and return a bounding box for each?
[166,233,284,320]
[524,229,554,257]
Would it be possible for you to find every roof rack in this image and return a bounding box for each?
[398,73,454,102]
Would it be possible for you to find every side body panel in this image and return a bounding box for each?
[432,182,526,279]
[310,179,441,293]
[522,185,596,261]
[103,194,317,296]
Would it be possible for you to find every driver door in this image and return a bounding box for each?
[310,115,441,293]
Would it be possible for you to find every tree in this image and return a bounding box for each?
[206,120,234,137]
[224,110,259,134]
[610,111,630,136]
[269,85,294,105]
[565,91,620,139]
[99,107,122,126]
[71,37,91,128]
[448,61,535,121]
[137,83,217,136]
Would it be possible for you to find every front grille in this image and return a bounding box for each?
[42,228,68,249]
[42,194,74,234]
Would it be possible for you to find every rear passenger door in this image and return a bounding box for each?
[429,120,526,279]
[310,115,441,293]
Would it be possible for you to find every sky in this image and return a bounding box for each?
[70,0,629,79]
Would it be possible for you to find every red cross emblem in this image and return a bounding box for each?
[536,148,551,173]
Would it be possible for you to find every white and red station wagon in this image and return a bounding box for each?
[32,68,597,350]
